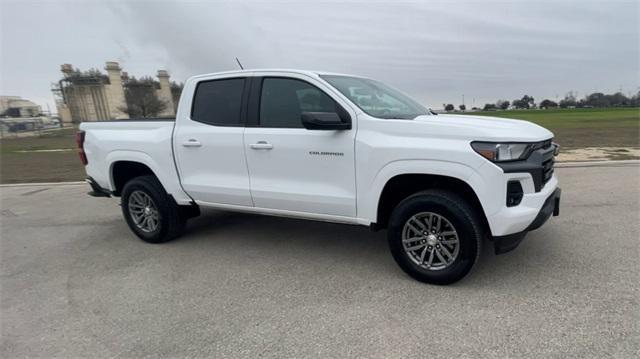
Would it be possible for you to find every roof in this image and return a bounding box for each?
[187,69,368,82]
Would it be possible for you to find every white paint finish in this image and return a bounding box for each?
[244,127,357,216]
[243,70,359,217]
[173,120,253,206]
[417,114,553,142]
[81,69,560,238]
[80,121,192,204]
[171,71,254,206]
[486,175,559,236]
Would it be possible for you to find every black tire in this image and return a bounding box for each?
[387,189,483,285]
[121,175,186,243]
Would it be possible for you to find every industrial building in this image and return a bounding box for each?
[0,96,60,137]
[0,96,42,117]
[53,61,177,123]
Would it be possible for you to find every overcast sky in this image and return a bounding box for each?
[1,0,638,111]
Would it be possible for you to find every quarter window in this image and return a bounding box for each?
[191,78,245,126]
[259,78,338,128]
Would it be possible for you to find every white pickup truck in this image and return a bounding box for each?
[79,69,560,284]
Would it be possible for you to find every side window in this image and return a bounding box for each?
[259,78,337,128]
[191,78,245,126]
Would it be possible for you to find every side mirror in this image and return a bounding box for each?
[301,112,351,130]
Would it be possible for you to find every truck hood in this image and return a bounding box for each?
[412,114,553,142]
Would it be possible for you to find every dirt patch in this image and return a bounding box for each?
[557,147,640,162]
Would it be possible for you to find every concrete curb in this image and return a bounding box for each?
[0,181,85,188]
[0,160,638,188]
[555,159,639,168]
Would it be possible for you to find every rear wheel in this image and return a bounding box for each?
[121,175,186,243]
[387,190,483,285]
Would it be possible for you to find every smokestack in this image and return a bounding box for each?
[156,70,175,117]
[104,61,129,119]
[61,64,74,77]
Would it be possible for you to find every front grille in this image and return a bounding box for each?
[543,156,554,184]
[540,143,555,187]
[496,138,557,193]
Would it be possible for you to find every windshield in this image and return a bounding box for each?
[320,75,429,119]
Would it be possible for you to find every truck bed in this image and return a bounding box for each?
[79,120,191,204]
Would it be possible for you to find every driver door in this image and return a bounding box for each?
[243,75,357,217]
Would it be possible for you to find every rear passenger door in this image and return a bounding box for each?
[243,75,357,217]
[173,76,253,206]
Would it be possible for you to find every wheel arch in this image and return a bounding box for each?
[110,160,160,196]
[362,160,490,232]
[374,173,489,231]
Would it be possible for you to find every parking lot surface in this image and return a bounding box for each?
[1,164,638,358]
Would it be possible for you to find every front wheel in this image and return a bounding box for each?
[121,175,186,243]
[387,190,483,285]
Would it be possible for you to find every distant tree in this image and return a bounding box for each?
[559,92,577,108]
[170,81,184,112]
[630,91,640,107]
[445,104,455,111]
[496,100,510,110]
[119,77,168,118]
[608,92,630,106]
[583,92,609,108]
[483,103,497,111]
[577,92,631,108]
[523,95,535,108]
[539,99,558,109]
[513,95,535,109]
[512,99,525,109]
[459,104,466,111]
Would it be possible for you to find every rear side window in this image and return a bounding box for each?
[191,78,245,126]
[259,78,337,128]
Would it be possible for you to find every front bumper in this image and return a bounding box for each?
[492,187,561,254]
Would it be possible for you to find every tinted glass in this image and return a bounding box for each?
[321,75,428,119]
[260,78,337,128]
[191,78,245,126]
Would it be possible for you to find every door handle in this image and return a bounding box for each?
[250,141,273,150]
[182,139,202,147]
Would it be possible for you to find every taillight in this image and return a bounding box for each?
[76,130,88,165]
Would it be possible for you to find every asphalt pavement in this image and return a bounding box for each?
[1,164,638,358]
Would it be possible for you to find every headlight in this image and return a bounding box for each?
[471,142,534,162]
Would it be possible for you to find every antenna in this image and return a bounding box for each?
[235,57,244,70]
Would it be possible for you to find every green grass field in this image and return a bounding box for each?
[1,127,85,184]
[458,107,640,148]
[0,108,639,183]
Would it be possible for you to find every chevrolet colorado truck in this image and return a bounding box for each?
[78,69,560,284]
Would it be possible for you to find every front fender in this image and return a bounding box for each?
[358,159,488,224]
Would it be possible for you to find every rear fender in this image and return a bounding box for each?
[105,150,192,204]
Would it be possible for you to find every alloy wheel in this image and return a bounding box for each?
[401,212,460,270]
[128,190,160,233]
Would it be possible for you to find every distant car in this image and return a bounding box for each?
[78,69,561,285]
